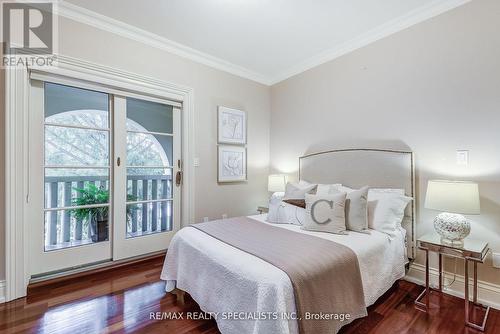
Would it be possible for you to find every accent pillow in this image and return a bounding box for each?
[283,199,306,208]
[368,188,412,237]
[283,181,317,200]
[331,186,370,233]
[302,193,347,234]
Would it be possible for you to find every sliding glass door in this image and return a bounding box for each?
[112,96,181,260]
[27,80,181,276]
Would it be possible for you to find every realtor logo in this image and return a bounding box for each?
[2,1,57,67]
[2,1,53,54]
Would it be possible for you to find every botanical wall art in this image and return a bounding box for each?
[218,106,246,145]
[218,145,246,182]
[217,106,247,182]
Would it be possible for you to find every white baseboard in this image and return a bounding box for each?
[405,263,500,310]
[0,280,5,303]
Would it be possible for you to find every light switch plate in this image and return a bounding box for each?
[456,150,469,166]
[493,252,500,269]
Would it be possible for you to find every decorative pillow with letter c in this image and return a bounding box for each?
[302,192,347,234]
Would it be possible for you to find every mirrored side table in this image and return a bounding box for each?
[415,233,490,331]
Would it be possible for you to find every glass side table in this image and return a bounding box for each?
[415,233,490,331]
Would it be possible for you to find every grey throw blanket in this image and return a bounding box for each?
[190,217,367,334]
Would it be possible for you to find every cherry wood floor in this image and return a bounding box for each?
[0,256,499,334]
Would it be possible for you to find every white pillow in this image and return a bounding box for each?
[316,183,342,195]
[337,185,356,193]
[302,192,348,234]
[281,201,306,225]
[318,184,361,195]
[267,192,306,225]
[283,181,317,200]
[267,192,284,223]
[330,186,370,233]
[368,188,412,237]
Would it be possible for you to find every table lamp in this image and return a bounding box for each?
[424,180,480,246]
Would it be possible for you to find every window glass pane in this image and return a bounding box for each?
[126,201,172,238]
[126,132,172,167]
[45,82,109,129]
[43,82,111,253]
[44,168,109,209]
[126,98,173,134]
[127,168,172,201]
[45,125,109,166]
[44,206,109,251]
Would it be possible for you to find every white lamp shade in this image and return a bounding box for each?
[425,180,480,215]
[268,174,287,192]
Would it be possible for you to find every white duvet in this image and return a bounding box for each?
[161,214,407,334]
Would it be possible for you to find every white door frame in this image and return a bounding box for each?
[4,54,195,302]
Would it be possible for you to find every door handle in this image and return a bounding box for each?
[175,170,182,186]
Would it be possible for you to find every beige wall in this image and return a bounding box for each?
[270,0,500,284]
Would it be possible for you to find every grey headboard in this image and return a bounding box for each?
[299,149,416,258]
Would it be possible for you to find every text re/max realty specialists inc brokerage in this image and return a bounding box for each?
[150,311,352,322]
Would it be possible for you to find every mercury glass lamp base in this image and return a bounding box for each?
[440,238,464,247]
[433,212,471,247]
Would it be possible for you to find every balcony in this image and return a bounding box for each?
[44,174,173,251]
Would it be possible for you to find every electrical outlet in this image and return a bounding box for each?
[222,214,228,219]
[493,252,500,269]
[194,158,200,167]
[203,217,209,222]
[456,150,469,166]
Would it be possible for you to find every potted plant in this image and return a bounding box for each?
[71,184,109,242]
[71,184,138,242]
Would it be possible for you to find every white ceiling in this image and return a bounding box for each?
[61,0,470,84]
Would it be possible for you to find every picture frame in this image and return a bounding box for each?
[218,145,247,182]
[218,106,246,145]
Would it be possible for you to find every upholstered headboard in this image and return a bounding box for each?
[299,149,416,258]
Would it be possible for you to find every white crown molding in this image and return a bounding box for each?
[405,262,500,310]
[57,1,272,85]
[269,0,473,85]
[58,0,471,87]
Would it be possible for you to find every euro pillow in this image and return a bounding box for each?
[283,181,317,200]
[302,193,347,234]
[368,188,412,237]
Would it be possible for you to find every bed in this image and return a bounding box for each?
[161,148,415,334]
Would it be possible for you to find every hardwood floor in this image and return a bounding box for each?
[0,256,498,334]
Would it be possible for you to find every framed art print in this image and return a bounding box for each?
[218,145,247,182]
[218,106,246,145]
